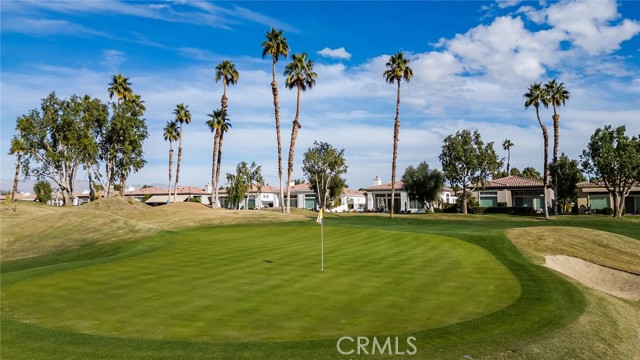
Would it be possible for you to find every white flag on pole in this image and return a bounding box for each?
[316,208,323,224]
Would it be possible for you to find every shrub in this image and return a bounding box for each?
[33,180,52,204]
[141,194,152,203]
[468,207,486,214]
[443,205,459,213]
[497,202,507,208]
[601,207,614,216]
[571,203,579,215]
[4,195,13,205]
[484,207,509,214]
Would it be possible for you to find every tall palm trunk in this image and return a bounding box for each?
[175,123,184,203]
[214,82,228,209]
[215,131,225,208]
[11,151,22,201]
[168,142,173,204]
[271,60,285,213]
[210,132,220,208]
[506,149,511,175]
[552,108,559,216]
[536,107,549,219]
[286,85,302,214]
[390,79,402,219]
[87,163,96,201]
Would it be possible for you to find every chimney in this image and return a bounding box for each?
[373,176,382,186]
[290,181,295,187]
[205,183,212,193]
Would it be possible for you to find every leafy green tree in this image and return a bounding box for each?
[510,167,522,177]
[17,93,108,206]
[262,28,289,213]
[402,162,445,211]
[103,75,148,197]
[284,53,318,214]
[163,121,179,204]
[225,161,263,210]
[110,94,148,197]
[580,125,640,217]
[173,103,191,202]
[33,180,52,204]
[502,139,514,175]
[524,82,550,218]
[549,153,584,212]
[325,176,348,209]
[439,129,502,214]
[384,52,413,218]
[302,141,348,210]
[521,167,543,180]
[544,79,570,216]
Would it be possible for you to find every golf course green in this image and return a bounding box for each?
[2,203,639,359]
[2,224,519,342]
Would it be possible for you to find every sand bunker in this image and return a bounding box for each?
[545,255,640,301]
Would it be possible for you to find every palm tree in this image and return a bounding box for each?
[262,28,289,213]
[108,74,133,104]
[284,53,318,214]
[163,121,179,204]
[384,52,413,219]
[206,109,224,208]
[544,79,570,216]
[215,60,239,115]
[524,83,550,219]
[502,139,515,176]
[173,103,191,203]
[106,74,133,198]
[214,115,232,208]
[9,135,27,201]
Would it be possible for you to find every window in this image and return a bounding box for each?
[409,199,421,209]
[514,196,533,207]
[590,194,610,210]
[479,191,497,207]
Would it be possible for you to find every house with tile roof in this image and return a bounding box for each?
[119,185,211,206]
[470,176,553,211]
[576,181,640,213]
[364,176,457,213]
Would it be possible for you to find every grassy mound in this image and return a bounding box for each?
[2,212,639,359]
[507,226,640,274]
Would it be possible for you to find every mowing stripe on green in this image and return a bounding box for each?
[3,223,519,342]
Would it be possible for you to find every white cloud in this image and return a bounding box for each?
[525,0,640,55]
[1,17,110,37]
[317,47,352,60]
[497,0,523,9]
[2,0,639,190]
[102,50,126,70]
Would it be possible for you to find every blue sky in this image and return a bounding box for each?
[2,0,639,191]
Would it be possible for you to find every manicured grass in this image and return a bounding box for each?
[2,224,519,342]
[2,211,639,359]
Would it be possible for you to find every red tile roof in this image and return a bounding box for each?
[342,188,365,196]
[364,181,404,191]
[485,176,544,188]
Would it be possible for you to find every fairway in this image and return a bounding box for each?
[3,207,639,359]
[2,223,519,342]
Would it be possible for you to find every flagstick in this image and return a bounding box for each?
[321,217,324,272]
